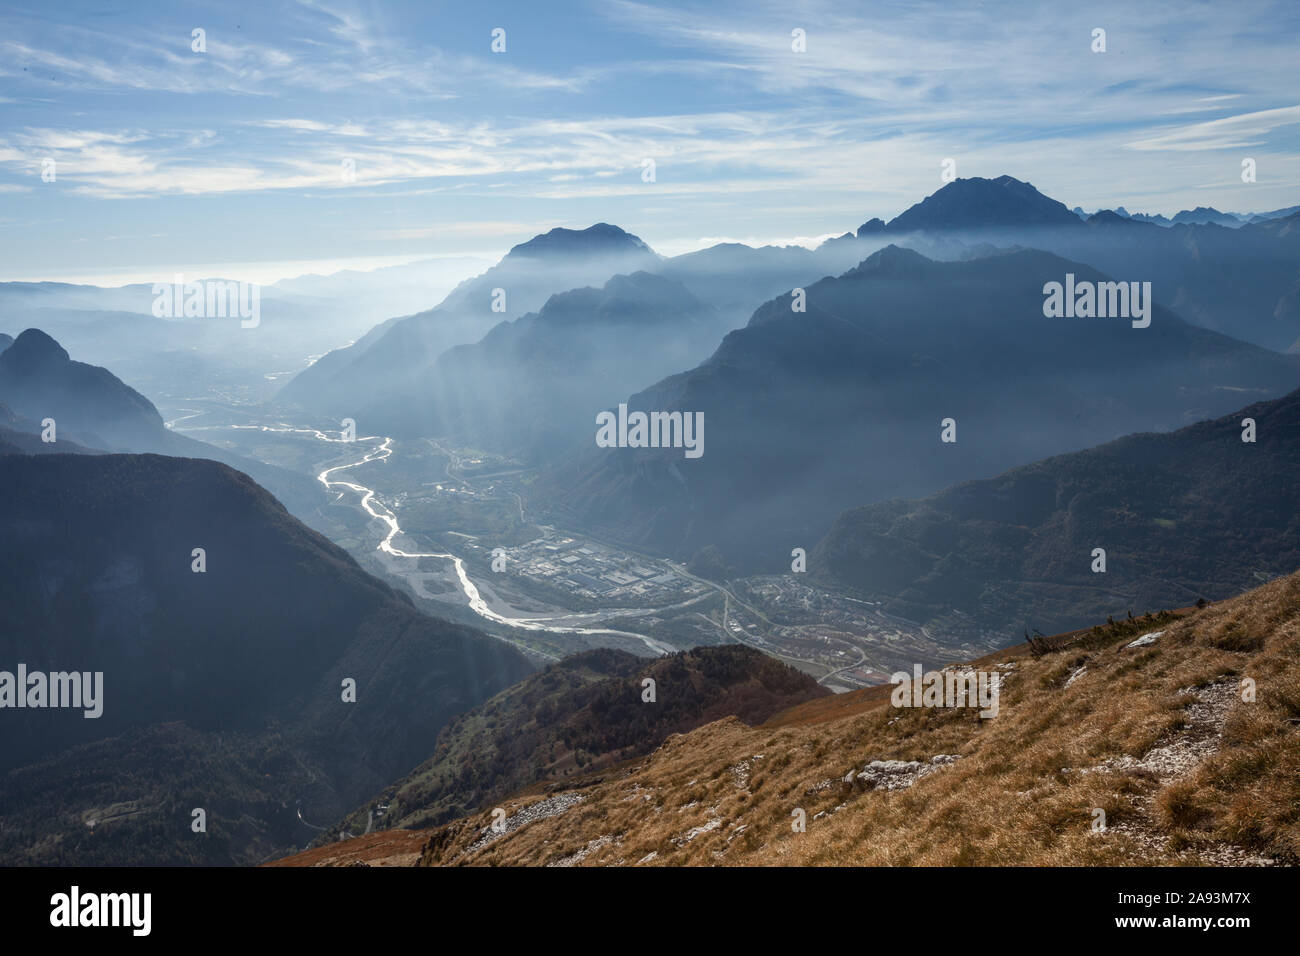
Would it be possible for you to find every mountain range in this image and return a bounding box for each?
[0,273,390,408]
[533,244,1300,573]
[1070,204,1300,227]
[850,177,1300,352]
[353,271,731,456]
[812,388,1300,637]
[274,224,662,418]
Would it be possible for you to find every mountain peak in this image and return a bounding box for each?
[845,243,935,277]
[601,269,695,304]
[0,328,70,370]
[856,217,887,236]
[1170,206,1239,226]
[507,223,654,259]
[884,175,1082,232]
[0,327,165,448]
[1086,209,1137,226]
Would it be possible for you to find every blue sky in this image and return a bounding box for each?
[2,0,1298,285]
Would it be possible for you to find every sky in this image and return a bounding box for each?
[1,0,1298,285]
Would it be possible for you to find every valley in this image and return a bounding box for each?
[172,403,957,687]
[6,0,1300,904]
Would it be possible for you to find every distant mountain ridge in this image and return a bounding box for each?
[275,224,886,430]
[843,179,1300,352]
[507,222,656,258]
[352,271,729,453]
[1027,200,1297,229]
[276,179,1300,440]
[275,223,662,416]
[811,388,1300,638]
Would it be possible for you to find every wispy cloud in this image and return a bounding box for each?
[1,0,1298,278]
[1126,105,1300,151]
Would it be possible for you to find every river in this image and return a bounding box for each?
[221,423,676,655]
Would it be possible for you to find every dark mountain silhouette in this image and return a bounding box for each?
[320,644,827,837]
[867,175,1083,233]
[836,178,1300,352]
[0,328,321,515]
[812,389,1300,639]
[533,246,1300,572]
[507,222,653,258]
[889,191,1285,233]
[0,328,162,449]
[0,452,533,864]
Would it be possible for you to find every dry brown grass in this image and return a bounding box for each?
[262,829,429,867]
[280,575,1300,867]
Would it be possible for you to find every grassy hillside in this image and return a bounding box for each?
[383,569,1300,866]
[316,645,828,840]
